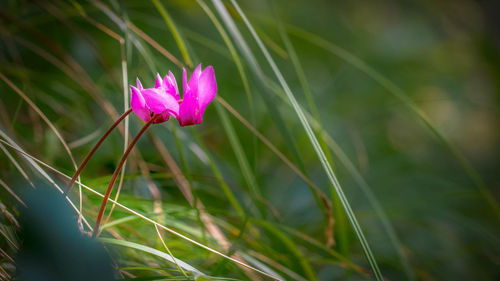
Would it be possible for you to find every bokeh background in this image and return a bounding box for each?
[0,0,499,280]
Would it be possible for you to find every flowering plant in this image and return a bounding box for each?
[130,64,217,126]
[67,65,217,237]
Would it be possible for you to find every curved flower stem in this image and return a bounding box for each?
[66,108,133,194]
[92,116,158,238]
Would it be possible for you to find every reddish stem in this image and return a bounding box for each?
[92,116,157,238]
[66,108,132,194]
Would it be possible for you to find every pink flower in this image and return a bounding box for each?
[130,75,179,123]
[178,64,217,126]
[130,64,216,126]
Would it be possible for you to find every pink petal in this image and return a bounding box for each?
[197,66,217,116]
[177,64,216,126]
[178,93,200,126]
[182,68,189,94]
[141,88,179,118]
[188,64,202,92]
[163,71,180,100]
[155,73,163,89]
[181,65,202,103]
[130,85,150,122]
[136,78,143,91]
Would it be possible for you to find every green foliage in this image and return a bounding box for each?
[0,0,499,280]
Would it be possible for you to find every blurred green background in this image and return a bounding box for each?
[0,0,499,280]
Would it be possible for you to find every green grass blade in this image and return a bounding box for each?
[251,219,318,281]
[196,0,258,173]
[171,124,192,184]
[196,0,253,121]
[99,237,203,277]
[190,129,246,218]
[222,1,384,279]
[237,252,291,281]
[321,130,417,280]
[275,13,348,254]
[277,224,366,275]
[182,27,232,60]
[214,101,264,216]
[151,0,193,67]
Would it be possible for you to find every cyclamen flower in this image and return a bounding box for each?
[78,66,215,237]
[130,74,179,124]
[130,64,217,126]
[178,64,217,126]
